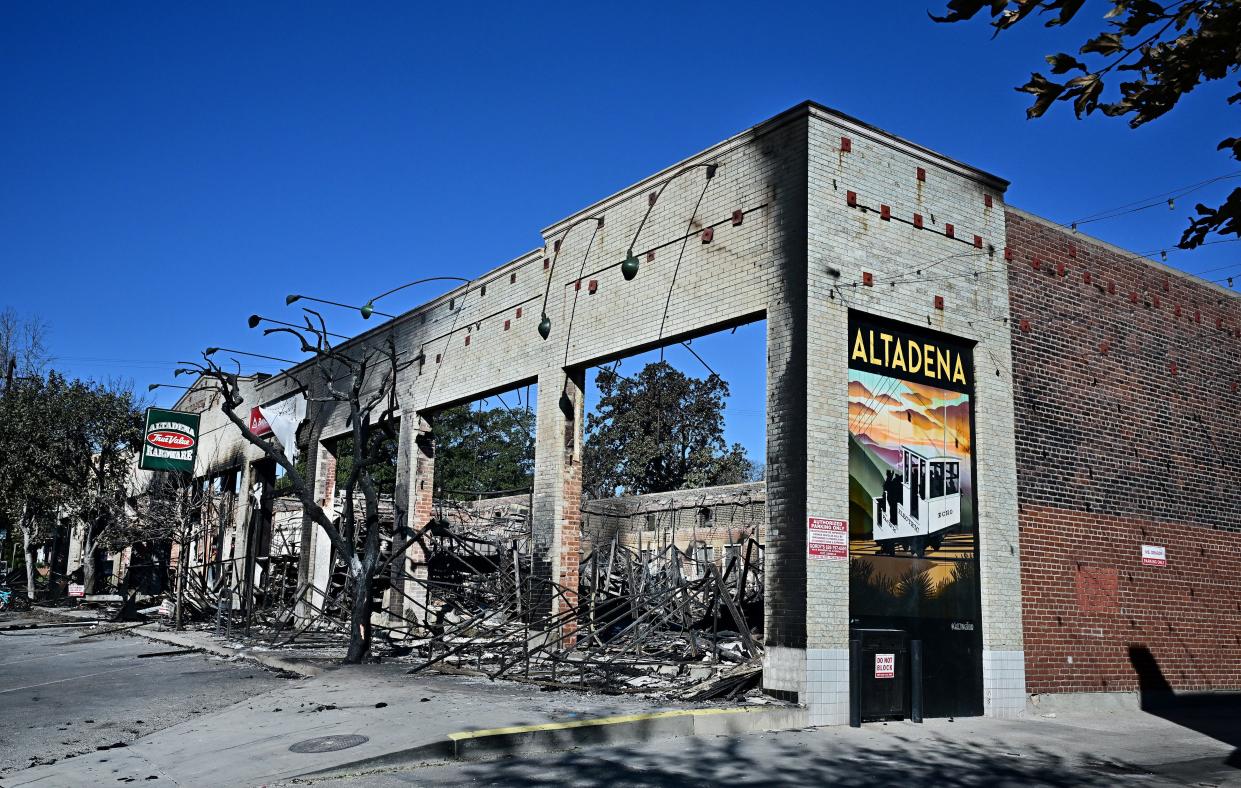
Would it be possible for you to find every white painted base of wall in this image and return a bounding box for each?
[806,647,850,725]
[983,649,1027,718]
[763,645,806,695]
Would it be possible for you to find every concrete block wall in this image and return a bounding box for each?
[1006,208,1241,694]
[803,106,1024,722]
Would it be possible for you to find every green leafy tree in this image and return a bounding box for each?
[0,375,72,598]
[331,434,398,497]
[932,0,1241,247]
[0,373,143,597]
[584,361,751,499]
[66,379,145,594]
[433,403,535,496]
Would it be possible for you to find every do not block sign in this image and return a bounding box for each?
[808,517,848,560]
[875,653,895,679]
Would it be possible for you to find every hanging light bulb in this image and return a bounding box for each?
[1160,250,1168,261]
[621,250,640,281]
[538,314,552,339]
[1168,198,1175,210]
[360,302,375,319]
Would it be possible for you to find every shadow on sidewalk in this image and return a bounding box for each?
[433,735,1114,787]
[1129,644,1241,769]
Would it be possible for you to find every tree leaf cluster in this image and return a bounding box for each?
[433,403,534,497]
[583,361,752,499]
[0,372,144,551]
[932,0,1241,248]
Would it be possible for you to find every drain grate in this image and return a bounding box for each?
[288,734,369,753]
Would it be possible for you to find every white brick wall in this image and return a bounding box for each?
[193,101,1030,721]
[805,106,1024,721]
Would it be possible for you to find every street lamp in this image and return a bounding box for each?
[147,383,193,392]
[248,314,349,339]
[539,216,603,340]
[360,276,470,319]
[203,347,298,364]
[285,294,396,319]
[622,161,717,282]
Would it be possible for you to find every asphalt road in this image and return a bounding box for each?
[0,614,288,778]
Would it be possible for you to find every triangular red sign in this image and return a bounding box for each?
[249,406,273,437]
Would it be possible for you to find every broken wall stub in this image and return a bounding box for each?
[388,414,433,629]
[581,482,765,565]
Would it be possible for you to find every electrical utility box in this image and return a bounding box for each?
[853,628,909,722]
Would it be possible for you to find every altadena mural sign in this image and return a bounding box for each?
[847,311,983,717]
[138,407,200,473]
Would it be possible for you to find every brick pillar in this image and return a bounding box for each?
[300,440,336,619]
[228,459,257,601]
[387,414,433,633]
[531,368,585,646]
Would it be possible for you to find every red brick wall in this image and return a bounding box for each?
[1006,209,1241,694]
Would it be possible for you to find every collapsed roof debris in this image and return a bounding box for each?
[148,483,769,700]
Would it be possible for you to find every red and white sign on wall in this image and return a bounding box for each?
[68,584,85,598]
[1141,544,1167,567]
[249,406,273,437]
[875,653,895,679]
[807,517,848,560]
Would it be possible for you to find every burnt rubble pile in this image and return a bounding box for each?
[401,518,766,699]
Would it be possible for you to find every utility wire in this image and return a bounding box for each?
[1065,171,1241,229]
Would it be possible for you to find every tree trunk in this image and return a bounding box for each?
[175,530,189,631]
[82,539,97,596]
[344,572,373,664]
[22,522,36,601]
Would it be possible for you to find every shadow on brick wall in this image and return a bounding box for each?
[1129,643,1241,768]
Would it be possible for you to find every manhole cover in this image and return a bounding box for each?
[289,734,369,753]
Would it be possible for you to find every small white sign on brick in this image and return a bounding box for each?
[1141,544,1167,567]
[68,584,85,598]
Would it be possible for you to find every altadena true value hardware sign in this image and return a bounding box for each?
[138,407,200,473]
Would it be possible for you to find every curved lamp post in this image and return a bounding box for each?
[203,347,298,364]
[285,294,396,319]
[147,383,192,392]
[248,314,349,339]
[539,216,603,340]
[621,161,717,282]
[360,276,470,319]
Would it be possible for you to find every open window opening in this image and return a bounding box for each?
[320,425,400,622]
[573,318,767,682]
[417,385,536,625]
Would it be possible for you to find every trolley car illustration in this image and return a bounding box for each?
[871,445,961,557]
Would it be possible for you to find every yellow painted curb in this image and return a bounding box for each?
[448,706,766,741]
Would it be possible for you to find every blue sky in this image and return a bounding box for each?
[3,2,1236,461]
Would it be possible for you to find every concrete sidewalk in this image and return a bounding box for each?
[309,708,1241,787]
[7,625,800,787]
